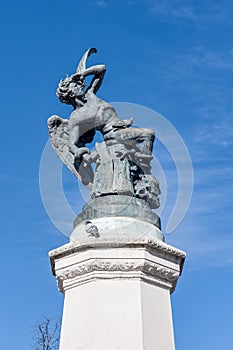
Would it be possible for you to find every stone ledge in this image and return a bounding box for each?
[49,236,185,294]
[49,236,186,274]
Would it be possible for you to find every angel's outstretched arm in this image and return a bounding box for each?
[72,48,106,94]
[73,64,106,94]
[84,64,106,94]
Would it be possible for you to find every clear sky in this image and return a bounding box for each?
[1,0,233,349]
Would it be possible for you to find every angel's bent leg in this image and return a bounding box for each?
[105,128,155,154]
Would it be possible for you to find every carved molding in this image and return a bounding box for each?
[56,258,179,293]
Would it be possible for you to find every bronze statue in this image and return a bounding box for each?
[48,48,161,229]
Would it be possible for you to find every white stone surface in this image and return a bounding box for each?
[49,236,185,350]
[70,216,164,241]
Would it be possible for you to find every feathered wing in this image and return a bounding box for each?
[47,115,93,189]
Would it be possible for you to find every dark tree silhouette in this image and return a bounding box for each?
[32,317,60,350]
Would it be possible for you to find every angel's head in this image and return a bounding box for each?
[56,74,86,108]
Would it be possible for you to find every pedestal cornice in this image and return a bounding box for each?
[49,236,185,294]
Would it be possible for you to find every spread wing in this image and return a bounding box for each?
[47,115,93,189]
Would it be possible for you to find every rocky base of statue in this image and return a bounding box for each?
[49,235,186,350]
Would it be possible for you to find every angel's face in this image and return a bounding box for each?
[68,81,85,99]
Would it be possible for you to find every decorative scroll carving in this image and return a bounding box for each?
[56,258,179,290]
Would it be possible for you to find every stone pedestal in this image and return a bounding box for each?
[49,236,185,350]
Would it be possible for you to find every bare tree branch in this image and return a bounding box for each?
[32,317,60,350]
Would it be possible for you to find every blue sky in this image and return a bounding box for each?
[1,0,233,349]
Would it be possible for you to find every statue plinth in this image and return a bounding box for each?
[72,194,162,241]
[49,233,185,350]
